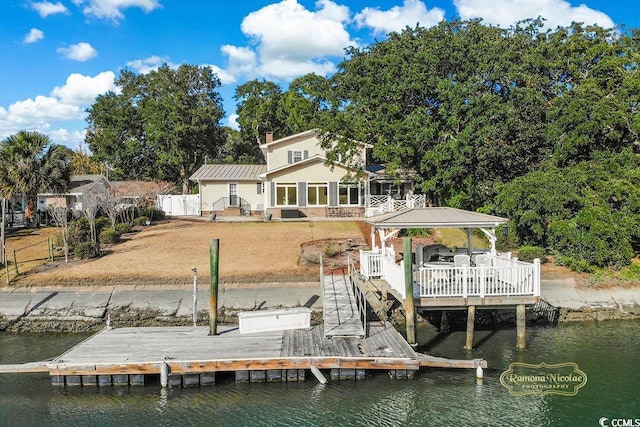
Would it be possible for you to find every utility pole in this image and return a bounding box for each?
[1,198,6,265]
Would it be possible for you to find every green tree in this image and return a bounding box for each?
[234,79,289,146]
[0,131,71,225]
[86,64,227,193]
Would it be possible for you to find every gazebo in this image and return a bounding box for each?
[359,207,541,349]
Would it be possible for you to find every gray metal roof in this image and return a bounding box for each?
[366,207,509,229]
[190,164,266,181]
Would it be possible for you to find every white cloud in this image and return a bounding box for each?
[3,96,84,126]
[74,0,161,21]
[48,128,87,148]
[240,0,356,80]
[57,42,98,62]
[126,55,176,74]
[454,0,615,29]
[51,71,117,105]
[226,114,240,130]
[24,28,45,44]
[355,0,445,35]
[31,1,69,17]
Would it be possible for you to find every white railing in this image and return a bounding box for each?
[359,249,382,278]
[416,258,541,299]
[365,195,426,217]
[383,256,406,299]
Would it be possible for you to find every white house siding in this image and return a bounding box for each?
[268,160,349,182]
[200,181,263,213]
[266,134,324,169]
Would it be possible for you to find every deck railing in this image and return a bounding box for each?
[347,254,367,336]
[360,248,540,301]
[365,195,426,216]
[359,248,382,279]
[416,258,540,299]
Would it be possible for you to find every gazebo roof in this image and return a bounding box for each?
[365,207,508,229]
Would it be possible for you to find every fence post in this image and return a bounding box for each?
[403,237,416,345]
[13,249,18,276]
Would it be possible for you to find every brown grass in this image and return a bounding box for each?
[8,220,365,287]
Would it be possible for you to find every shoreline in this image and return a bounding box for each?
[1,277,638,333]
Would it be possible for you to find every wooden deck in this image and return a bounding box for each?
[322,273,365,338]
[0,322,486,381]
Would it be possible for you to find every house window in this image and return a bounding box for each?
[307,182,328,206]
[339,184,360,205]
[292,150,304,163]
[276,182,297,206]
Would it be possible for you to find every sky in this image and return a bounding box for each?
[0,0,636,150]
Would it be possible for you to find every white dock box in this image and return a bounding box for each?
[238,307,312,334]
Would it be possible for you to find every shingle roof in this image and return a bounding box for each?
[366,207,508,228]
[190,164,267,181]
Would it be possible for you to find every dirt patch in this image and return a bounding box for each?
[298,236,369,272]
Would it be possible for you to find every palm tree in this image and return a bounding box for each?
[0,131,71,226]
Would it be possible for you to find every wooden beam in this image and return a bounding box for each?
[464,305,475,350]
[516,304,526,349]
[209,238,219,335]
[403,237,416,345]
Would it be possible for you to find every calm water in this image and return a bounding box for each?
[1,321,638,426]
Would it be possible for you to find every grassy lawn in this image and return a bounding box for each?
[4,220,366,287]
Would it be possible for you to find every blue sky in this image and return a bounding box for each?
[0,0,636,150]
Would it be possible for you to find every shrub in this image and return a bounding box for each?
[133,216,149,226]
[115,223,133,234]
[94,217,110,235]
[555,256,596,274]
[74,241,101,259]
[404,228,431,238]
[322,243,341,258]
[99,228,122,244]
[517,246,547,263]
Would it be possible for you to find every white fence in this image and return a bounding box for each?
[359,249,540,301]
[365,195,426,217]
[157,195,200,216]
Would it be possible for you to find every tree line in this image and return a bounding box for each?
[2,19,639,270]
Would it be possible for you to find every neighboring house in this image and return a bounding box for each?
[190,130,425,219]
[38,174,113,213]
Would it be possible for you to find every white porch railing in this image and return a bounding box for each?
[359,249,382,279]
[359,249,540,301]
[365,195,426,217]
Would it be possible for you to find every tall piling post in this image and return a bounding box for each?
[209,239,219,336]
[516,304,526,349]
[403,237,416,345]
[465,305,475,350]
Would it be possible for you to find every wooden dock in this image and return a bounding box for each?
[322,273,366,338]
[0,322,485,386]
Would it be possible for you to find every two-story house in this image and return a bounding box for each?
[190,130,423,219]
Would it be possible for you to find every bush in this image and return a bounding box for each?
[94,217,110,235]
[137,206,165,221]
[517,246,547,263]
[115,223,133,234]
[555,256,596,273]
[133,216,149,226]
[99,228,122,244]
[322,243,341,258]
[74,241,101,259]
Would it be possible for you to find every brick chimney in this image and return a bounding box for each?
[265,132,274,144]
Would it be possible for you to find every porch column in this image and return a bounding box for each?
[403,237,416,345]
[370,226,377,250]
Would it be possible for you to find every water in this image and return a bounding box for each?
[1,321,638,426]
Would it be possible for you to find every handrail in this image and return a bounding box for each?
[347,254,367,337]
[211,196,251,214]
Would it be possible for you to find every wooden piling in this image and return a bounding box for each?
[209,239,219,336]
[403,237,416,345]
[160,363,168,388]
[516,304,526,349]
[465,305,475,350]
